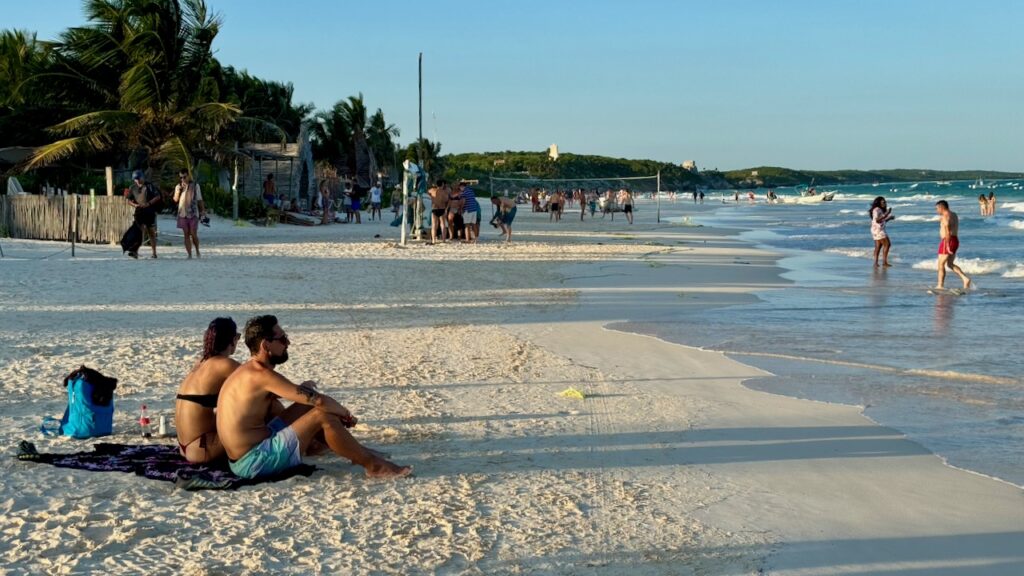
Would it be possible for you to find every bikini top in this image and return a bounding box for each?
[176,393,219,409]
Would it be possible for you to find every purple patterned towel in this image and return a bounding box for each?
[17,441,316,490]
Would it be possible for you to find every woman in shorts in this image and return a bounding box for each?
[173,169,206,259]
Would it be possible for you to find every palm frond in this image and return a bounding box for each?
[153,135,193,173]
[232,116,287,146]
[21,133,113,171]
[120,61,163,111]
[48,110,139,136]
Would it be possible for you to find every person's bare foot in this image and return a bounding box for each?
[963,278,972,291]
[364,456,413,478]
[883,262,892,267]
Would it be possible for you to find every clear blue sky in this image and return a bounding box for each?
[6,0,1023,171]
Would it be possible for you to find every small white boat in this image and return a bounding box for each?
[969,179,985,189]
[785,192,836,204]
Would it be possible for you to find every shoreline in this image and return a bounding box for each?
[506,206,1024,573]
[1,201,1022,574]
[681,203,1024,488]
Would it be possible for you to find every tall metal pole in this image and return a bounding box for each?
[400,169,409,246]
[418,53,424,169]
[656,170,662,223]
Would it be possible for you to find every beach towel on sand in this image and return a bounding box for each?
[17,441,316,491]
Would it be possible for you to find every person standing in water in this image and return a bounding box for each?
[934,200,971,291]
[870,196,895,267]
[987,191,997,216]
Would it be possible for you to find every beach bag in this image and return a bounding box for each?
[120,224,142,254]
[41,366,117,439]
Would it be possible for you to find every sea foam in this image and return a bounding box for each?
[911,257,1010,275]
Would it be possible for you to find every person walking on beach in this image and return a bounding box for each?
[491,196,517,243]
[934,200,971,291]
[217,315,412,480]
[699,189,705,204]
[173,169,206,259]
[621,189,634,224]
[175,317,239,464]
[428,179,450,243]
[870,196,894,268]
[127,170,161,259]
[369,182,382,221]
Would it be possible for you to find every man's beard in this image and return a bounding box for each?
[269,351,289,366]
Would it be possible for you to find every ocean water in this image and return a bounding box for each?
[622,180,1024,485]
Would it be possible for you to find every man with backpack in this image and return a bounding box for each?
[127,170,162,259]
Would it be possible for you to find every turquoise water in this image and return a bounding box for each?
[621,180,1024,485]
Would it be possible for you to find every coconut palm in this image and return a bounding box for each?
[366,108,400,178]
[310,94,401,180]
[22,0,281,175]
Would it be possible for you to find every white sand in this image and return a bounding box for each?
[0,203,1021,575]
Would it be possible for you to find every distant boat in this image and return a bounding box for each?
[786,192,835,204]
[935,181,952,186]
[909,183,919,189]
[872,181,880,187]
[969,179,985,189]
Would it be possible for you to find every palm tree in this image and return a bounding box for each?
[22,0,281,175]
[310,94,402,183]
[366,108,400,178]
[405,138,443,175]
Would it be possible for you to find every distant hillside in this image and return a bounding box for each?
[723,166,1024,188]
[442,151,704,191]
[441,151,1023,190]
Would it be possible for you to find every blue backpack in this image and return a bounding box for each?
[42,366,117,439]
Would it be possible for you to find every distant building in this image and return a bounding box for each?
[681,160,698,173]
[750,170,759,177]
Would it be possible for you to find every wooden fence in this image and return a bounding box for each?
[1,195,135,244]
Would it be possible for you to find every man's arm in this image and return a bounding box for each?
[261,372,355,423]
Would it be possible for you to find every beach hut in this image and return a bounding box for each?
[239,124,316,207]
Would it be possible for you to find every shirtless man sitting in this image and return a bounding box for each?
[934,200,972,291]
[217,315,412,479]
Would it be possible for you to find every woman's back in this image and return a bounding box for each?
[176,356,238,460]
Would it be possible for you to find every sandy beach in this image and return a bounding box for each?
[1,200,1022,575]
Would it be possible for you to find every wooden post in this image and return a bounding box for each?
[232,158,240,221]
[70,194,77,257]
[105,166,114,196]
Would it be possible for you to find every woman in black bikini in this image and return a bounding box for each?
[175,317,240,463]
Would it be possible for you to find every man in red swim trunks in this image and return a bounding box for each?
[934,200,971,291]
